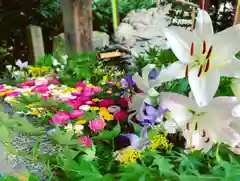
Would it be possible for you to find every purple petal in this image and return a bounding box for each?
[140,126,149,139]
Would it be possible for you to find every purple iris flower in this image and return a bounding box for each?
[148,68,160,80]
[125,73,135,87]
[126,126,151,149]
[139,102,168,127]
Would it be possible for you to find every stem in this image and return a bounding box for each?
[111,0,119,33]
[200,0,205,9]
[191,6,196,31]
[233,4,240,25]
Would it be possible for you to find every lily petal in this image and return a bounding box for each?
[142,64,156,83]
[232,104,240,118]
[132,73,149,93]
[188,67,220,107]
[194,9,214,40]
[220,56,240,78]
[211,24,240,65]
[160,92,195,130]
[164,26,198,64]
[151,61,185,87]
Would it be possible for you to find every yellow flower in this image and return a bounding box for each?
[24,91,32,95]
[116,82,121,87]
[99,107,108,112]
[0,90,12,97]
[147,133,173,151]
[30,109,41,116]
[102,75,108,83]
[103,113,114,121]
[74,87,82,91]
[116,147,141,164]
[86,83,93,87]
[27,104,35,108]
[92,98,100,102]
[76,119,87,125]
[64,87,75,92]
[90,106,100,111]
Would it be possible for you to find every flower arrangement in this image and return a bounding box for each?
[1,6,240,181]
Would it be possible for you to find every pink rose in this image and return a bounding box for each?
[49,112,70,125]
[77,136,92,147]
[92,86,103,93]
[98,99,115,107]
[82,87,94,97]
[89,119,105,133]
[74,82,86,89]
[31,86,49,93]
[67,100,83,109]
[69,110,84,119]
[114,111,128,121]
[23,80,35,86]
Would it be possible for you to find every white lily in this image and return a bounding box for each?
[160,92,240,153]
[130,64,175,115]
[16,59,28,69]
[163,9,240,107]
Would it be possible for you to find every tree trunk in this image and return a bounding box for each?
[60,0,93,53]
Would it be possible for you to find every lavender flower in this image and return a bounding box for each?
[138,102,168,127]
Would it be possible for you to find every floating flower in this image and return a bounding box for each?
[77,136,92,147]
[79,105,91,111]
[160,92,240,153]
[137,101,168,127]
[31,86,49,93]
[69,110,84,119]
[163,9,240,107]
[89,119,105,133]
[114,111,128,121]
[50,112,70,125]
[16,59,28,69]
[108,105,121,113]
[98,98,115,107]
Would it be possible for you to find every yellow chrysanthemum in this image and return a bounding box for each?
[92,98,100,102]
[147,133,173,151]
[30,109,41,116]
[90,106,100,111]
[116,147,141,164]
[76,119,87,125]
[27,104,35,108]
[74,87,82,91]
[99,108,114,121]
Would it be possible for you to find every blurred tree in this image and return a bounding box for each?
[60,0,93,53]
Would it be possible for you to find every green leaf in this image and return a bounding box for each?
[63,147,80,160]
[119,163,146,181]
[102,174,115,181]
[0,124,11,142]
[151,154,175,177]
[50,127,74,145]
[32,139,40,157]
[92,123,120,140]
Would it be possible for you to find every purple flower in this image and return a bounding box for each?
[126,126,151,149]
[125,73,135,87]
[148,68,160,80]
[138,102,168,127]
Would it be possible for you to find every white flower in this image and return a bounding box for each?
[35,77,48,86]
[61,55,68,64]
[163,9,240,107]
[6,65,13,72]
[163,120,178,134]
[16,59,28,69]
[130,64,174,115]
[160,92,240,153]
[65,123,84,135]
[108,105,121,113]
[52,58,60,66]
[79,105,91,111]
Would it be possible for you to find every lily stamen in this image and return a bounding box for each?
[190,42,194,56]
[194,121,198,130]
[197,65,203,77]
[185,65,189,78]
[206,46,213,59]
[204,59,210,72]
[186,122,190,130]
[202,40,206,54]
[205,137,210,143]
[202,129,206,137]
